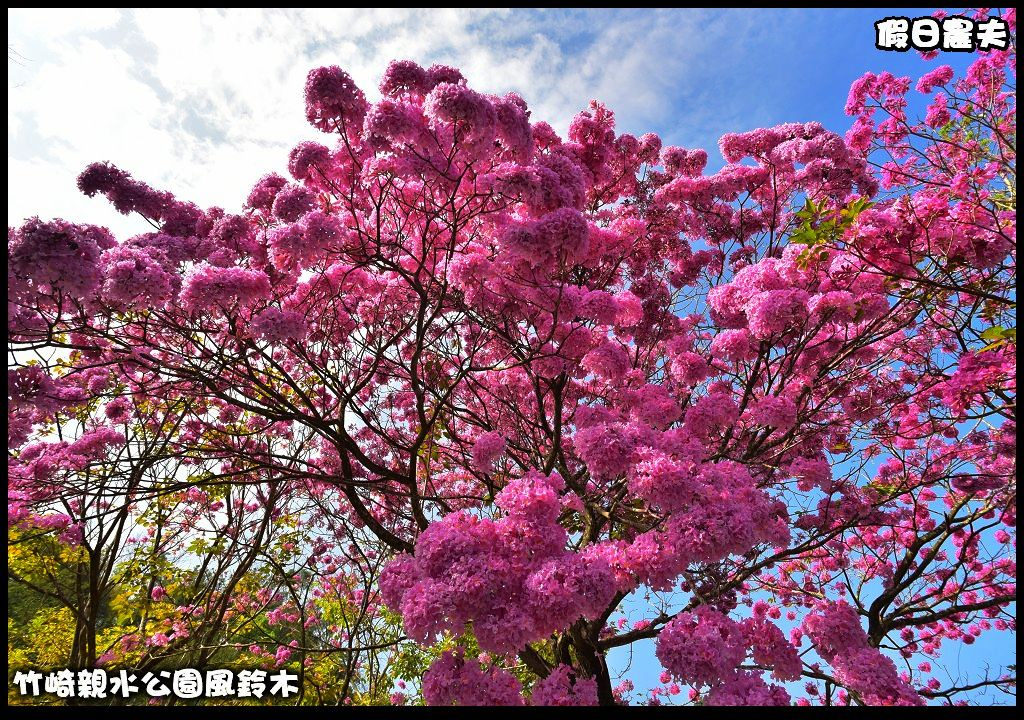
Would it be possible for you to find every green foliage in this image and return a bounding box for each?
[389,624,540,704]
[980,325,1016,352]
[791,196,873,268]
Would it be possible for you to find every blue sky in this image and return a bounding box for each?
[8,9,979,236]
[7,7,1013,705]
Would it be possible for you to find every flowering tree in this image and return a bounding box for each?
[7,8,1015,706]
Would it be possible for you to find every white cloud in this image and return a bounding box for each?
[8,8,787,238]
[9,7,120,38]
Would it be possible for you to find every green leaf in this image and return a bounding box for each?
[981,326,1006,341]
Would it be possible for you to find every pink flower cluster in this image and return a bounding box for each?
[250,307,308,343]
[271,183,316,223]
[499,207,591,266]
[304,65,368,134]
[179,263,271,313]
[9,217,115,302]
[246,173,288,211]
[803,602,923,705]
[422,651,524,706]
[77,162,175,221]
[655,606,747,686]
[470,431,506,473]
[99,244,178,310]
[379,471,615,654]
[530,664,599,706]
[656,605,798,705]
[268,211,345,271]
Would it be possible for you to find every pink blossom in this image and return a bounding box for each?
[304,65,367,133]
[656,606,747,686]
[471,431,506,473]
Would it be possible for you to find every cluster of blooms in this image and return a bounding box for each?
[655,607,747,685]
[705,246,891,345]
[421,651,524,706]
[8,366,89,446]
[743,601,802,682]
[208,214,259,259]
[380,471,616,655]
[8,217,115,307]
[704,671,791,706]
[708,329,757,366]
[9,426,122,535]
[178,264,271,313]
[268,211,345,271]
[249,307,308,343]
[421,654,600,707]
[560,407,791,588]
[304,65,368,135]
[530,664,599,706]
[271,184,316,223]
[77,161,180,221]
[724,122,876,196]
[655,606,796,706]
[98,244,179,310]
[470,431,506,473]
[245,173,288,211]
[287,141,331,182]
[581,339,631,381]
[499,207,591,266]
[803,602,923,706]
[746,395,798,432]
